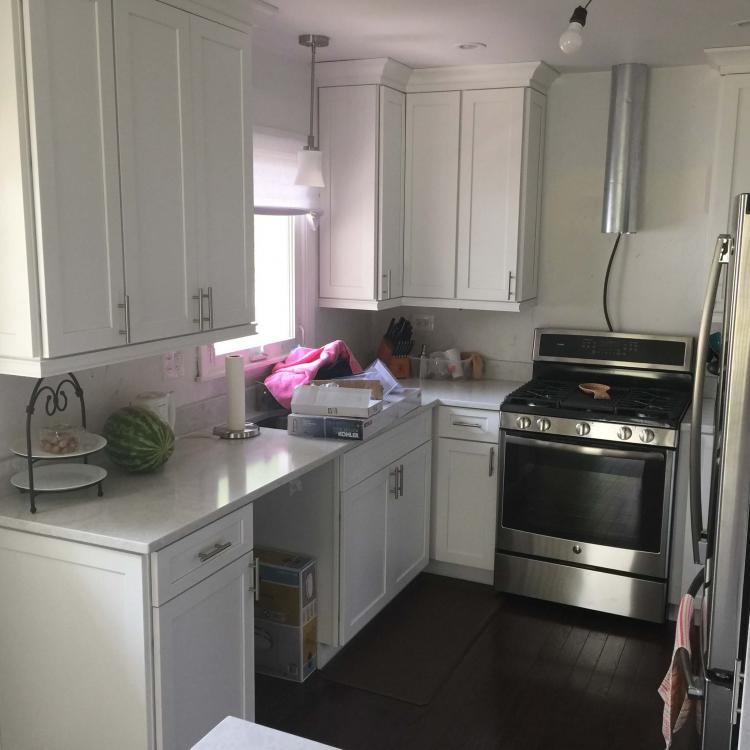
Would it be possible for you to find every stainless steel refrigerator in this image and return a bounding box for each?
[684,192,750,749]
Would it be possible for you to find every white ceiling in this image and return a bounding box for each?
[252,0,750,71]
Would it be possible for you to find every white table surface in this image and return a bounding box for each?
[192,717,340,750]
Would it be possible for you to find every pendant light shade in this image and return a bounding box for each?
[295,33,330,188]
[295,148,325,188]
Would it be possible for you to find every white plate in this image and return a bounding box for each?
[9,432,107,460]
[10,464,107,492]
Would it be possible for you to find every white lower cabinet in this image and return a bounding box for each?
[340,425,432,644]
[433,438,499,571]
[153,552,255,750]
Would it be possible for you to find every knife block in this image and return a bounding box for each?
[377,338,411,379]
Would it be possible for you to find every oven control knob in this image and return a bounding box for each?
[575,422,591,436]
[639,428,656,444]
[516,416,532,430]
[536,418,551,432]
[617,426,633,441]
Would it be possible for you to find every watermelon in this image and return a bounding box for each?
[103,406,175,473]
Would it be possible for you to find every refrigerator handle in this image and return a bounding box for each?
[689,234,731,565]
[676,568,706,700]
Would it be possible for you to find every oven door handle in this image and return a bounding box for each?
[504,433,663,462]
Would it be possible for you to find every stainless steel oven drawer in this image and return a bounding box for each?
[494,552,667,623]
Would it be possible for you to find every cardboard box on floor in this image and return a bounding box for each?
[254,548,318,682]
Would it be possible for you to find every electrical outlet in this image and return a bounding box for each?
[414,315,435,333]
[163,350,185,379]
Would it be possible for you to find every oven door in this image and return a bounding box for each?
[498,431,675,579]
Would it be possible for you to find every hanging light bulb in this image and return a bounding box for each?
[559,2,591,54]
[295,34,330,188]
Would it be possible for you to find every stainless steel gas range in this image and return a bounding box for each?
[494,329,694,623]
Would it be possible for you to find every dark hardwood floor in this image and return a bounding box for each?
[256,575,700,750]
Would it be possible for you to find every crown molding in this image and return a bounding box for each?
[705,46,750,75]
[316,58,558,94]
[406,61,558,94]
[316,58,412,90]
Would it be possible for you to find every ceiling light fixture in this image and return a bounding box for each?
[457,42,487,50]
[559,0,592,54]
[295,33,329,188]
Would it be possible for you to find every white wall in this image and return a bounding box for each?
[371,65,720,375]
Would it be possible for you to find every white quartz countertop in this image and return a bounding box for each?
[0,379,522,555]
[192,717,339,750]
[401,378,522,411]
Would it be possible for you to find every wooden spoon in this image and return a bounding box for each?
[579,382,611,400]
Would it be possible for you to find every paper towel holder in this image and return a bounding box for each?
[213,422,261,440]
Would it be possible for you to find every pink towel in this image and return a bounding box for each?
[264,341,363,410]
[658,594,700,748]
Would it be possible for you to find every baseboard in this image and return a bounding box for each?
[426,559,494,585]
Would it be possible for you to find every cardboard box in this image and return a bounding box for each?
[254,618,317,683]
[291,384,383,419]
[255,548,317,627]
[310,379,384,400]
[287,408,398,441]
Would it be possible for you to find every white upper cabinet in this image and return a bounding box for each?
[190,17,254,331]
[318,83,405,309]
[0,0,255,376]
[115,0,198,343]
[403,91,460,300]
[23,0,126,357]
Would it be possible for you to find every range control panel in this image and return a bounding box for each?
[534,330,692,371]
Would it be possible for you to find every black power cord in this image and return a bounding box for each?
[602,232,622,332]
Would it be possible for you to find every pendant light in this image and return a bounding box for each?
[295,33,329,188]
[559,1,592,54]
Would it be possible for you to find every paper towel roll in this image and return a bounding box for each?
[225,355,246,432]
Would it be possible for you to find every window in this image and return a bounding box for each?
[213,213,296,356]
[198,127,318,380]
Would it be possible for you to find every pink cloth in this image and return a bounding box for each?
[264,341,363,410]
[658,593,701,748]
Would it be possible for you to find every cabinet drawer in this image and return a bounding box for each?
[151,504,253,606]
[341,410,432,491]
[437,406,499,443]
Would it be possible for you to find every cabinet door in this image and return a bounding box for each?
[433,438,499,571]
[340,465,392,643]
[319,85,378,301]
[388,441,431,593]
[24,0,126,356]
[378,86,405,300]
[154,553,255,750]
[456,88,524,303]
[115,0,198,343]
[191,17,254,330]
[403,91,460,299]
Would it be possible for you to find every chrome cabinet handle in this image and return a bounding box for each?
[206,286,214,329]
[198,540,232,562]
[507,271,515,300]
[452,420,483,429]
[398,464,404,497]
[248,556,260,601]
[489,446,495,477]
[192,287,204,329]
[118,295,131,343]
[390,467,399,498]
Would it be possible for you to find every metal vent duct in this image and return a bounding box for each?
[602,63,649,234]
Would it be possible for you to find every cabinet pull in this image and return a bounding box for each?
[390,467,399,498]
[452,420,482,429]
[508,271,515,301]
[398,463,404,497]
[192,288,204,329]
[248,556,260,601]
[489,446,495,477]
[118,295,131,343]
[206,286,214,329]
[197,540,232,562]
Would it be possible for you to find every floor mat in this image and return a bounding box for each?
[321,573,501,706]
